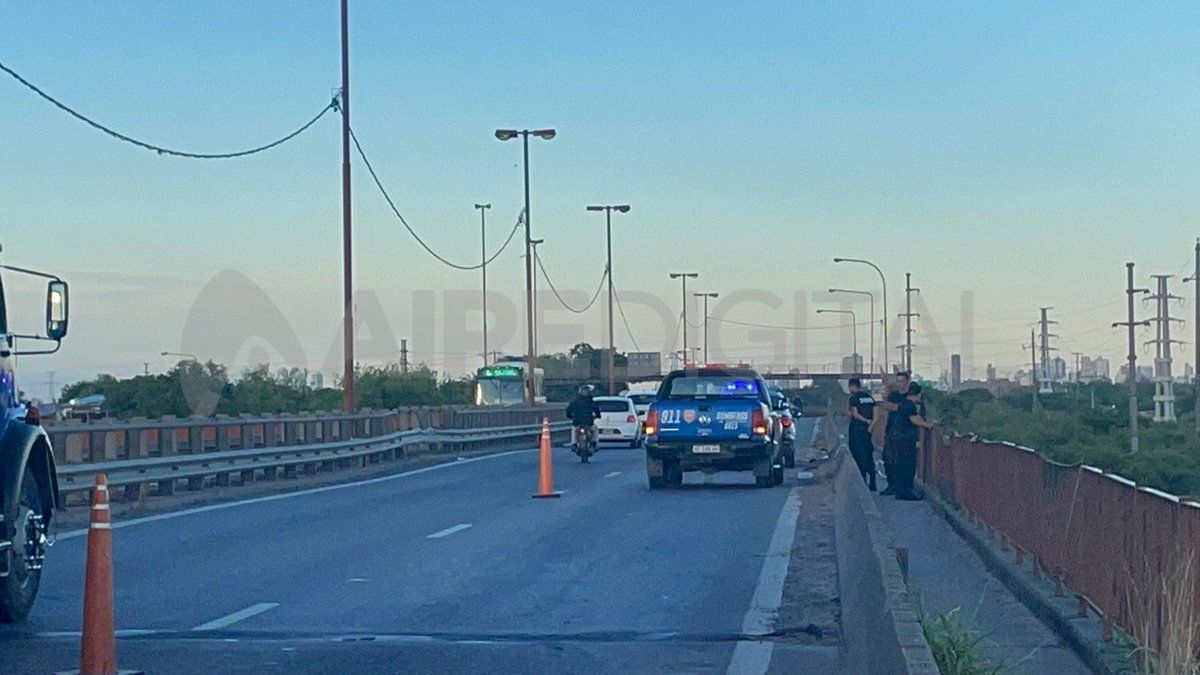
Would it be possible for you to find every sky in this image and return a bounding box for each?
[1,1,1198,394]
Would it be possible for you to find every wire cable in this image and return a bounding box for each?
[708,316,874,331]
[349,126,521,270]
[1,59,335,158]
[611,287,643,352]
[536,255,607,314]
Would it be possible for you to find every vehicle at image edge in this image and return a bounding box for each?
[769,388,797,468]
[473,359,545,405]
[619,383,658,421]
[643,368,784,489]
[593,396,643,447]
[0,250,70,622]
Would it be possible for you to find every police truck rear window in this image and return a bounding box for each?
[667,377,760,399]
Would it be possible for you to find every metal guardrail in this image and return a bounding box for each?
[58,421,571,500]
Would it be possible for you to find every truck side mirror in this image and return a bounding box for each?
[46,280,68,341]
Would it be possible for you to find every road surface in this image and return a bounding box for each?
[0,419,837,674]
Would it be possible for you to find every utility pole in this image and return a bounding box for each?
[1113,262,1150,453]
[399,339,409,375]
[339,0,354,413]
[143,362,150,377]
[586,205,630,395]
[694,292,719,366]
[1038,307,1058,393]
[899,273,920,373]
[1146,274,1182,422]
[1026,329,1041,413]
[1195,239,1200,433]
[530,239,544,358]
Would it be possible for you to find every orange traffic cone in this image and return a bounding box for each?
[532,418,562,499]
[80,473,116,674]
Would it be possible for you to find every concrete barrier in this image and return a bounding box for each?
[833,451,938,674]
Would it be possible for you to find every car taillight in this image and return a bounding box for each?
[627,414,637,423]
[780,415,792,428]
[644,409,658,435]
[751,408,768,435]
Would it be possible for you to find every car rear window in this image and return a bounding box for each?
[597,400,631,412]
[627,394,655,406]
[666,376,760,399]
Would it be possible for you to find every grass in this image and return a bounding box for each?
[1129,552,1199,675]
[919,608,1005,675]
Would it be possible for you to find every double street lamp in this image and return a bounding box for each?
[669,272,699,367]
[828,288,875,373]
[833,257,888,374]
[474,203,492,367]
[495,128,556,403]
[693,292,719,365]
[586,204,631,395]
[816,309,859,371]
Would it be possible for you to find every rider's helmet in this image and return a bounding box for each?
[578,384,595,396]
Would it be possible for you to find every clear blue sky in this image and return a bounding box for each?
[1,1,1198,390]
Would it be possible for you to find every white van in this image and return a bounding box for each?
[620,382,660,421]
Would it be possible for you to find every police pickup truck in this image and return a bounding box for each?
[0,250,69,622]
[643,367,785,489]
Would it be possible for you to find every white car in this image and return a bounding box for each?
[620,387,658,421]
[593,396,643,447]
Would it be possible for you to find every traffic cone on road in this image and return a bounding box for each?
[80,472,117,674]
[532,418,562,499]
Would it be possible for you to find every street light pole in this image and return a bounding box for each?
[694,292,719,365]
[530,238,544,357]
[474,203,492,367]
[495,128,556,403]
[339,0,354,412]
[834,257,888,374]
[817,309,858,369]
[829,288,875,373]
[670,273,698,367]
[587,204,631,395]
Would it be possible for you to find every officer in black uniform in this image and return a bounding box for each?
[891,383,936,500]
[845,378,877,491]
[879,371,910,496]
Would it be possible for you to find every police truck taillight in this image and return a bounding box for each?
[643,408,658,435]
[751,408,768,435]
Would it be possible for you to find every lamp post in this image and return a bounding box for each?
[817,309,859,371]
[474,203,492,367]
[670,272,699,367]
[495,127,556,403]
[693,292,719,365]
[829,288,875,373]
[834,257,888,374]
[586,204,631,395]
[530,238,544,357]
[160,351,199,363]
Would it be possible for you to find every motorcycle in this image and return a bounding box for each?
[571,424,597,463]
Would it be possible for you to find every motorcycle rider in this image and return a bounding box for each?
[565,384,601,450]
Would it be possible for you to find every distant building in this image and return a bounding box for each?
[841,353,864,374]
[1186,363,1195,382]
[986,363,997,382]
[626,351,662,379]
[1052,356,1068,382]
[309,372,325,389]
[1079,356,1111,383]
[1117,364,1154,383]
[950,354,962,389]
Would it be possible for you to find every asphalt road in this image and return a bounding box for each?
[0,419,837,674]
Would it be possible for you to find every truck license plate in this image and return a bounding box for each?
[692,444,721,454]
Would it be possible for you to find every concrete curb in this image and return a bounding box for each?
[919,482,1135,675]
[834,453,938,674]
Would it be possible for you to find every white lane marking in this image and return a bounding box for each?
[192,602,279,631]
[726,487,802,675]
[426,523,472,539]
[603,471,622,478]
[38,629,160,638]
[55,449,536,541]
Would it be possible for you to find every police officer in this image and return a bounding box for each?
[891,383,936,500]
[879,371,911,496]
[845,378,877,491]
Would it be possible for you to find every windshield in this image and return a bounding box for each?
[667,376,761,399]
[474,378,525,405]
[596,399,630,413]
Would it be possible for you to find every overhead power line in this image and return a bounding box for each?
[708,316,873,331]
[1,59,335,158]
[611,286,642,351]
[536,255,607,314]
[349,126,521,270]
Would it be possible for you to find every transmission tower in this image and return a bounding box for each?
[1038,307,1058,394]
[1146,275,1184,422]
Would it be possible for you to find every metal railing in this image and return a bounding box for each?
[919,431,1200,654]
